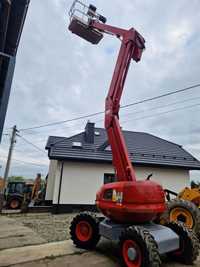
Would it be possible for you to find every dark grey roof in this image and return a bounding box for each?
[46,128,200,170]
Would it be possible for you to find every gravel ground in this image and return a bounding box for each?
[6,213,76,242]
[3,213,200,266]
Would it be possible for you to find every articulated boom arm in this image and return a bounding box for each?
[92,21,145,182]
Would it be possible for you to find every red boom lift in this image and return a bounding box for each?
[68,1,199,266]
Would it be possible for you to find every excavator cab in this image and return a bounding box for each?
[68,0,106,44]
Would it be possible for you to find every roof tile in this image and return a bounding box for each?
[46,128,200,170]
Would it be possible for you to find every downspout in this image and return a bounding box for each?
[57,161,64,212]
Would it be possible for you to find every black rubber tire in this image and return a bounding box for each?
[166,221,199,265]
[70,212,100,249]
[160,198,200,235]
[119,226,161,267]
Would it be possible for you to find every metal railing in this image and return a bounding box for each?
[68,0,106,24]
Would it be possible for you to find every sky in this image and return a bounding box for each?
[0,0,200,181]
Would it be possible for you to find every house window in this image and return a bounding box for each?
[72,142,82,148]
[104,173,116,184]
[105,145,111,151]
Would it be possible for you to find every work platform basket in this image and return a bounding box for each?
[68,0,106,44]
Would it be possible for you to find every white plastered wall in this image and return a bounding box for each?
[51,161,189,205]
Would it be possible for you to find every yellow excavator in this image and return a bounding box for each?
[161,186,200,237]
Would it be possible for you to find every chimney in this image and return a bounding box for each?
[84,121,95,143]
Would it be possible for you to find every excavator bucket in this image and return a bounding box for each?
[68,17,103,44]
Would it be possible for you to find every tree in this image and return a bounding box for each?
[8,176,25,182]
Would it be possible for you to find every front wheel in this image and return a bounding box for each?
[70,212,100,249]
[166,221,199,265]
[119,226,161,267]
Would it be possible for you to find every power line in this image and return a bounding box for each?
[19,111,103,131]
[94,95,200,124]
[51,102,200,147]
[22,94,198,137]
[0,156,48,167]
[18,83,200,132]
[122,83,200,109]
[21,121,87,137]
[18,94,200,145]
[13,158,48,167]
[3,100,198,154]
[126,95,200,114]
[17,134,47,155]
[121,102,200,125]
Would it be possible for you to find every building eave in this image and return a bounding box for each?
[48,154,200,170]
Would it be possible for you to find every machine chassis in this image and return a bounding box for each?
[70,212,199,267]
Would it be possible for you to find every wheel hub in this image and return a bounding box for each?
[127,247,137,261]
[123,239,142,267]
[177,214,187,223]
[81,225,89,235]
[170,207,194,228]
[75,221,92,242]
[10,199,19,209]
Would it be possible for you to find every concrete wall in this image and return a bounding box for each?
[48,160,190,205]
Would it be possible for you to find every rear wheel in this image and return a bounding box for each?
[70,212,100,249]
[166,221,199,265]
[160,199,200,235]
[119,226,161,267]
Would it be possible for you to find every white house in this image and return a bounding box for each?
[45,122,200,213]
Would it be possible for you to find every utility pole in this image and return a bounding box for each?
[4,125,17,181]
[0,125,17,211]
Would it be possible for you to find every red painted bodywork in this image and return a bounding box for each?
[96,181,165,223]
[91,21,166,223]
[92,22,145,182]
[69,17,166,223]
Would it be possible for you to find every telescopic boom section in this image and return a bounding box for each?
[92,21,145,182]
[68,5,145,182]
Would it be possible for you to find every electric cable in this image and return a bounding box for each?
[17,83,200,132]
[121,102,200,125]
[0,156,48,167]
[51,102,200,147]
[17,134,47,155]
